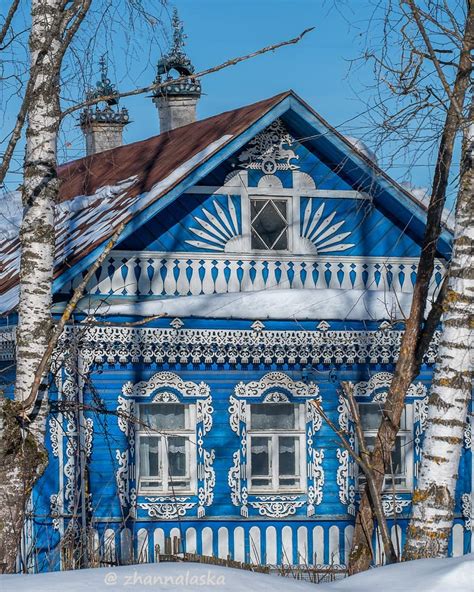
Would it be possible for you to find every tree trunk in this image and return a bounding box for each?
[403,104,474,560]
[0,0,63,573]
[348,6,474,575]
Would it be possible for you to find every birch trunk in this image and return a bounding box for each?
[348,6,474,574]
[403,107,474,560]
[0,0,63,572]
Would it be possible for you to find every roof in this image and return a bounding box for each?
[0,92,290,312]
[0,90,452,315]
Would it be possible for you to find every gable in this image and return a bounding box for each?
[119,118,424,259]
[59,117,447,321]
[0,91,451,315]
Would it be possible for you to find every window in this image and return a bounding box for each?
[137,403,195,494]
[248,403,305,492]
[250,199,289,250]
[358,403,412,490]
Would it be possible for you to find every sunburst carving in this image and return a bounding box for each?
[301,200,354,253]
[185,196,241,251]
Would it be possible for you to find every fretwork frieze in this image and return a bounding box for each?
[55,325,439,367]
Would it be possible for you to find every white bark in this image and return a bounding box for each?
[404,109,474,559]
[15,0,62,408]
[0,0,63,573]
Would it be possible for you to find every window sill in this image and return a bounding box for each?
[248,489,306,496]
[138,490,196,497]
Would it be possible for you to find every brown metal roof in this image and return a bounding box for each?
[0,92,291,312]
[58,92,291,202]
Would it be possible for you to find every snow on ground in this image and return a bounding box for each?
[326,554,473,592]
[2,555,472,592]
[1,562,318,592]
[81,287,419,321]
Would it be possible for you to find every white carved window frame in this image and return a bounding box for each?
[116,371,215,519]
[228,371,324,518]
[340,372,428,517]
[243,193,297,254]
[357,402,414,493]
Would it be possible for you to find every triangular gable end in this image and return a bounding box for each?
[0,91,451,315]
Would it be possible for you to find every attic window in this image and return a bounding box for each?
[251,199,288,250]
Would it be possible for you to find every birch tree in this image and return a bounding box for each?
[348,0,473,573]
[403,100,473,559]
[1,0,92,572]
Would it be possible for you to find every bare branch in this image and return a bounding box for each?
[61,27,315,119]
[404,0,463,118]
[20,220,127,415]
[79,313,166,327]
[0,0,20,47]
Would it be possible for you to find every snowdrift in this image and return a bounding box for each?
[1,554,472,591]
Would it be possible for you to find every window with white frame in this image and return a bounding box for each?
[250,198,289,250]
[358,403,413,490]
[137,403,195,494]
[248,402,306,492]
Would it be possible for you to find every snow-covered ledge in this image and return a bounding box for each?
[77,288,420,321]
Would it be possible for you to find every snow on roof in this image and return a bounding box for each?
[1,554,472,592]
[345,136,378,164]
[400,182,455,232]
[79,288,417,321]
[0,93,291,314]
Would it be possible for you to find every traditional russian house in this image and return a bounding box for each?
[0,13,471,573]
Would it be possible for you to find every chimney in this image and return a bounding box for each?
[80,55,130,155]
[152,9,201,133]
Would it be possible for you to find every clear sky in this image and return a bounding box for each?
[2,0,458,202]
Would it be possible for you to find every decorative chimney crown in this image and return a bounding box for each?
[80,55,130,128]
[80,55,130,155]
[153,8,201,98]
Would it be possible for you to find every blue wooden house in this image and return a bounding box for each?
[0,22,471,573]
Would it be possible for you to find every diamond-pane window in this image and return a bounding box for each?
[251,199,288,250]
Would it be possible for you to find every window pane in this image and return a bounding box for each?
[278,436,299,476]
[250,404,297,430]
[139,436,160,478]
[251,199,288,250]
[359,403,383,431]
[273,231,288,250]
[251,436,271,476]
[167,436,187,477]
[139,403,186,430]
[362,436,406,487]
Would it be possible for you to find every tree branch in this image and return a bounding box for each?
[0,0,20,47]
[60,27,314,119]
[20,220,127,415]
[404,0,463,118]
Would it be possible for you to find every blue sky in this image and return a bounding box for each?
[111,0,377,150]
[3,0,457,201]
